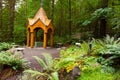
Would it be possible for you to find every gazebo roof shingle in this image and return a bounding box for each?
[28,7,51,26]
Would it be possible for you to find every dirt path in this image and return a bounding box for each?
[23,47,60,71]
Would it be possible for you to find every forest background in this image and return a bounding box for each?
[0,0,120,44]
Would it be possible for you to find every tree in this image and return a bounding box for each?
[9,0,15,40]
[0,0,2,28]
[68,0,72,35]
[51,0,54,22]
[99,0,108,38]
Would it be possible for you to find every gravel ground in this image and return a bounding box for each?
[23,47,60,71]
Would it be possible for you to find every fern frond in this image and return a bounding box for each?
[33,56,47,70]
[42,53,53,69]
[50,72,59,80]
[24,69,47,77]
[55,58,75,70]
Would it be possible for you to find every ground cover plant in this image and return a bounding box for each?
[23,35,120,80]
[0,42,14,51]
[92,35,120,70]
[0,51,27,79]
[61,37,120,80]
[1,36,119,80]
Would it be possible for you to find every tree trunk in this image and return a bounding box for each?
[51,0,54,22]
[58,0,63,36]
[100,18,106,37]
[68,0,72,36]
[9,0,15,41]
[99,0,108,38]
[0,0,2,41]
[0,0,2,28]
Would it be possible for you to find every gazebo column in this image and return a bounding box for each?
[50,32,53,47]
[27,30,30,47]
[30,32,34,48]
[43,32,47,48]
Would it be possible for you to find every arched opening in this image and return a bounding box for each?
[34,28,44,47]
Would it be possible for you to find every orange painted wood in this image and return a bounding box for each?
[27,30,30,47]
[27,7,54,48]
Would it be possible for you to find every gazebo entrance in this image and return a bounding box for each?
[34,28,44,47]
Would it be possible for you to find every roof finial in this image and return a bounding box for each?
[41,0,44,6]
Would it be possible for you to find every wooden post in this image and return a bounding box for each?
[43,32,47,48]
[30,32,34,48]
[27,30,30,47]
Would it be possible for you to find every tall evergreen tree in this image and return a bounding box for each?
[9,0,15,40]
[0,0,2,28]
[68,0,71,35]
[51,0,54,22]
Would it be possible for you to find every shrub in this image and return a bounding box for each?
[0,42,14,51]
[77,66,114,80]
[92,35,120,69]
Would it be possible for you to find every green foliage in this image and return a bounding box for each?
[50,72,59,80]
[53,36,65,44]
[0,0,120,42]
[24,69,48,79]
[33,53,54,72]
[54,57,75,71]
[113,70,120,80]
[53,35,72,45]
[0,51,26,70]
[112,17,120,30]
[13,25,26,44]
[110,1,120,35]
[24,53,59,80]
[0,42,14,51]
[79,42,89,54]
[92,35,120,55]
[33,56,47,70]
[92,35,120,70]
[59,40,120,79]
[82,8,112,26]
[112,20,120,37]
[24,39,120,79]
[77,66,114,80]
[56,43,91,73]
[60,42,89,58]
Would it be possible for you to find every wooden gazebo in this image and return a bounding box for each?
[27,7,54,48]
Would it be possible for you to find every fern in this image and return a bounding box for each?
[0,51,26,70]
[42,53,54,70]
[33,56,47,70]
[50,72,59,80]
[55,57,75,70]
[80,42,89,54]
[24,69,48,78]
[93,35,120,69]
[25,53,59,80]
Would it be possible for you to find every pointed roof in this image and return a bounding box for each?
[28,7,51,26]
